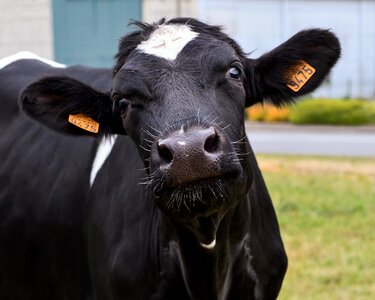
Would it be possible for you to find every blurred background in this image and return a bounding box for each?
[0,0,374,99]
[1,1,374,299]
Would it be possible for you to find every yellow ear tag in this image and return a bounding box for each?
[68,113,100,133]
[286,61,316,92]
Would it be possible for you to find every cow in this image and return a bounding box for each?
[0,18,340,299]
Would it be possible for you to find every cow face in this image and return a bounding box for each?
[110,23,251,245]
[20,18,340,247]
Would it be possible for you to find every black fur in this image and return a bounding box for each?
[20,77,125,136]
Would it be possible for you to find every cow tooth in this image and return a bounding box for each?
[200,239,216,250]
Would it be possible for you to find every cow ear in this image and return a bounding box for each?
[20,76,126,136]
[244,29,341,107]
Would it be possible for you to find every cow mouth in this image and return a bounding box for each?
[193,212,223,249]
[154,176,227,212]
[148,152,244,248]
[153,175,241,249]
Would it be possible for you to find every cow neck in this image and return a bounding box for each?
[168,202,249,299]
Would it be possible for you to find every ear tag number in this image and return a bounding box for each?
[286,61,316,92]
[68,114,99,133]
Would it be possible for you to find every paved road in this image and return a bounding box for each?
[245,122,375,157]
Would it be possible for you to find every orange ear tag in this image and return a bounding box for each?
[286,61,316,92]
[68,113,100,133]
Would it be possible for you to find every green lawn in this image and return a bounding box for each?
[257,155,375,300]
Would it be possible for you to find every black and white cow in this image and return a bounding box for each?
[0,18,340,299]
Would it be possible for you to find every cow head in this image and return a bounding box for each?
[20,18,340,248]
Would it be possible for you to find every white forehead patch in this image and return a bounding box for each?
[136,24,199,61]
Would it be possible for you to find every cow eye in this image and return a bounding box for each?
[228,66,241,80]
[116,98,129,112]
[114,97,144,113]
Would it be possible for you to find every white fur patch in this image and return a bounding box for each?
[136,24,199,61]
[90,136,117,186]
[0,51,66,69]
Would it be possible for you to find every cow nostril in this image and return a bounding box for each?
[204,132,220,153]
[23,96,32,104]
[158,143,173,164]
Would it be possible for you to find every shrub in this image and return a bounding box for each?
[246,103,290,122]
[289,99,374,125]
[246,99,375,125]
[263,105,290,122]
[364,102,375,124]
[246,104,266,121]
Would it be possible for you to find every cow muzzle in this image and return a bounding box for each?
[151,125,227,187]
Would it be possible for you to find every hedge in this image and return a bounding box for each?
[289,99,375,125]
[246,103,290,122]
[246,99,375,125]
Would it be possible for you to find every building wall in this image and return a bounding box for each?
[142,0,197,23]
[52,0,141,67]
[0,0,53,59]
[198,0,375,99]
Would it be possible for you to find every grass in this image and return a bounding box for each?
[256,155,375,300]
